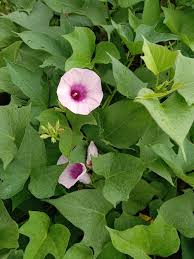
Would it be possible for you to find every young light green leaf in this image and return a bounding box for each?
[64,27,95,70]
[159,190,194,238]
[47,189,112,256]
[107,215,180,258]
[20,211,70,259]
[0,200,19,250]
[93,152,145,206]
[100,100,151,148]
[136,89,194,151]
[93,42,120,64]
[142,0,160,26]
[63,244,93,259]
[142,38,177,75]
[110,56,146,98]
[174,53,194,105]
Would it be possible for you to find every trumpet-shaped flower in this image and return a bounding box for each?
[58,163,91,189]
[57,68,103,115]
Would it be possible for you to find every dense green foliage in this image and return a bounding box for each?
[1,0,194,258]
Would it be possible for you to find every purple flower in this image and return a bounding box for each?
[57,154,69,165]
[58,163,91,189]
[86,141,98,168]
[57,68,103,115]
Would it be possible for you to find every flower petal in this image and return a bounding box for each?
[72,101,91,115]
[78,173,91,184]
[58,169,78,189]
[57,68,103,115]
[58,163,86,189]
[57,155,69,165]
[86,141,98,167]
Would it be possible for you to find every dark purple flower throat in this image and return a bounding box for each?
[70,163,83,179]
[70,84,87,102]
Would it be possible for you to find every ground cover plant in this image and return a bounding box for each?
[1,0,194,258]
